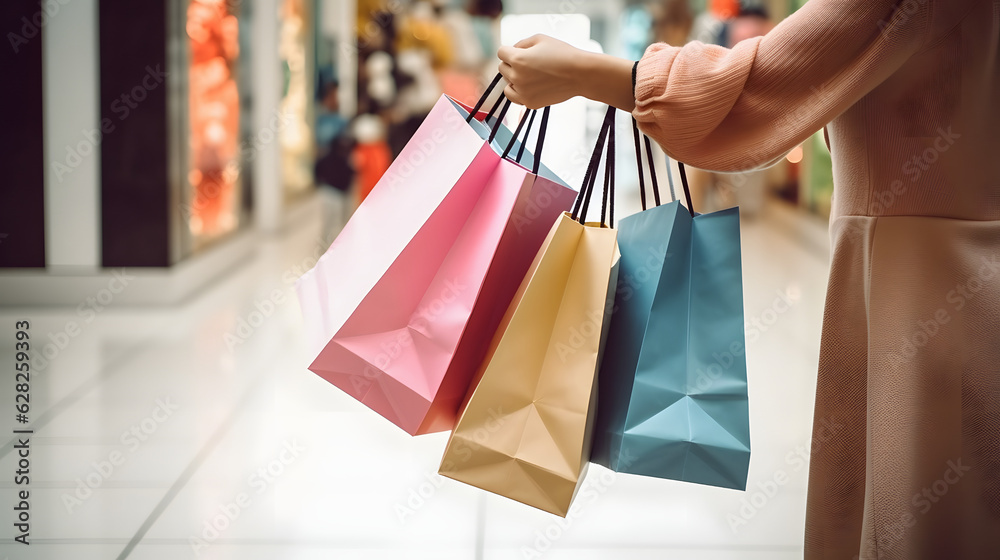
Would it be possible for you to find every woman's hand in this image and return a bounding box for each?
[497,34,636,111]
[497,35,584,109]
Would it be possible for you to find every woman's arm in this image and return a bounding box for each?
[497,35,636,112]
[499,0,935,172]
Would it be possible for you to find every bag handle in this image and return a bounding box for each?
[571,105,617,228]
[645,134,664,206]
[630,116,694,217]
[631,116,659,211]
[571,108,611,222]
[488,98,512,144]
[515,110,536,163]
[572,106,614,225]
[500,106,551,175]
[502,109,533,161]
[467,73,504,124]
[679,161,694,216]
[532,107,550,175]
[601,107,616,228]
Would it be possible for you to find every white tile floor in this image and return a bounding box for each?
[0,194,830,559]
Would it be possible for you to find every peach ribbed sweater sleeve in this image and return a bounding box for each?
[632,0,932,172]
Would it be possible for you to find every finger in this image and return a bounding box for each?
[504,84,531,109]
[514,34,543,49]
[497,44,516,63]
[498,61,515,83]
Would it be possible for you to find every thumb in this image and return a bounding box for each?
[513,34,545,49]
[497,45,516,63]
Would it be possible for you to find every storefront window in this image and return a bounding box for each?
[280,0,316,200]
[186,0,242,245]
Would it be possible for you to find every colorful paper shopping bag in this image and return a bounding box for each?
[296,76,577,435]
[439,107,621,516]
[591,117,750,490]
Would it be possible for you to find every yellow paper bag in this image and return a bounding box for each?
[438,209,620,516]
[440,106,621,516]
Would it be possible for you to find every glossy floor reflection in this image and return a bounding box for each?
[0,193,829,559]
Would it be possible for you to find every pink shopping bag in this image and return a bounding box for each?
[296,79,577,435]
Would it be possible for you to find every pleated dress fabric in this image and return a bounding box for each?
[632,0,1000,557]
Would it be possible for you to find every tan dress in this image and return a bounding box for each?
[632,1,1000,557]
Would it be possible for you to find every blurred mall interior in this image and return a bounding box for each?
[2,0,833,558]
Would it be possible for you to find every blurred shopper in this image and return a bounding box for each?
[351,114,392,204]
[436,0,495,105]
[689,0,738,45]
[498,0,1000,557]
[438,0,485,72]
[694,4,777,217]
[648,0,713,213]
[396,0,454,70]
[466,0,503,71]
[727,4,773,44]
[315,81,355,238]
[651,0,693,48]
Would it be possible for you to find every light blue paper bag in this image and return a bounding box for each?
[591,118,750,490]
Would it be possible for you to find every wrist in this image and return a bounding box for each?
[574,50,603,100]
[577,50,636,112]
[569,49,598,99]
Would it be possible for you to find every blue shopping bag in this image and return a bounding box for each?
[590,117,750,490]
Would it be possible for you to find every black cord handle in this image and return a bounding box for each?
[488,99,512,144]
[632,116,663,210]
[502,109,532,160]
[484,93,506,127]
[572,106,617,226]
[532,107,550,176]
[571,108,613,221]
[644,135,661,207]
[466,73,503,123]
[631,117,647,211]
[631,116,694,216]
[516,110,536,163]
[600,110,616,228]
[501,107,548,173]
[678,161,694,217]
